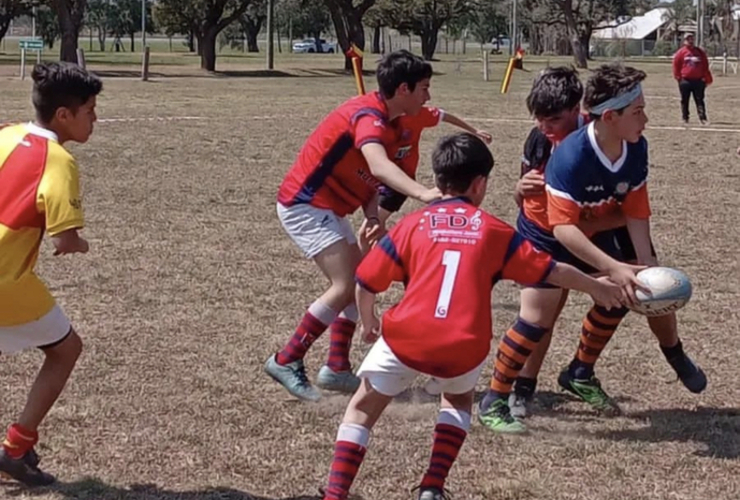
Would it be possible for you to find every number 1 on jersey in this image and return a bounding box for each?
[435,250,461,319]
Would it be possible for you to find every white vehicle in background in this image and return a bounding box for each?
[292,38,337,53]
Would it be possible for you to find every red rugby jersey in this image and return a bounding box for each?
[356,197,554,378]
[278,92,400,217]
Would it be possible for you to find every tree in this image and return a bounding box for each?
[153,0,199,52]
[86,0,112,51]
[538,0,641,67]
[660,0,694,44]
[107,0,155,52]
[49,0,87,62]
[154,0,254,71]
[0,0,32,43]
[465,0,508,47]
[36,4,60,48]
[221,0,266,52]
[241,0,265,52]
[375,0,468,60]
[324,0,376,69]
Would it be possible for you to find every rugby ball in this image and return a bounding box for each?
[630,267,693,317]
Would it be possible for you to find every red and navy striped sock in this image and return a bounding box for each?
[323,423,370,500]
[276,301,337,366]
[420,409,470,490]
[327,305,358,372]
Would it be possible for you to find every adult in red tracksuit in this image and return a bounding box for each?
[673,32,713,124]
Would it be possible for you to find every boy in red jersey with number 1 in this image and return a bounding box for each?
[320,133,625,500]
[266,50,441,402]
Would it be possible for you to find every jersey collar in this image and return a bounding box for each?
[429,196,473,206]
[25,122,59,142]
[587,121,626,173]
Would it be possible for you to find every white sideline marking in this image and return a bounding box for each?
[466,117,740,133]
[95,114,740,134]
[98,116,205,123]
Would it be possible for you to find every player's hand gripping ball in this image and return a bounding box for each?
[629,267,692,317]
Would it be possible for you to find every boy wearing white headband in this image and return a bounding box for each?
[541,64,706,413]
[479,65,705,431]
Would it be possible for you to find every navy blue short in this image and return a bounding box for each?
[516,214,654,289]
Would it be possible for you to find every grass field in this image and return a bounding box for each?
[0,51,739,500]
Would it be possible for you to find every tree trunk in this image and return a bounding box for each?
[98,29,106,51]
[0,17,12,43]
[560,0,587,68]
[130,32,135,52]
[420,28,439,60]
[200,28,218,71]
[52,0,87,63]
[247,30,259,52]
[372,25,381,53]
[579,30,592,60]
[326,0,371,70]
[313,31,323,53]
[187,31,196,52]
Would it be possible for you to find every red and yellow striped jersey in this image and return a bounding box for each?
[0,123,84,326]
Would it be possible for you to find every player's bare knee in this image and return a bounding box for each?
[44,329,82,364]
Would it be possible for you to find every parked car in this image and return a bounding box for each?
[292,38,337,53]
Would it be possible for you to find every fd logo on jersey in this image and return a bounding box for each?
[615,182,630,195]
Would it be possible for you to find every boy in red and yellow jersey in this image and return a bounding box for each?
[0,62,101,486]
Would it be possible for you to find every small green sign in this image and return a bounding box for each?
[20,39,44,50]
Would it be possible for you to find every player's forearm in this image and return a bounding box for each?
[545,262,603,296]
[368,158,428,201]
[625,217,656,266]
[442,113,476,134]
[553,224,620,272]
[355,286,377,326]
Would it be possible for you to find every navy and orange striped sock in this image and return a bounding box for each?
[569,305,629,379]
[276,301,337,366]
[323,423,369,500]
[3,423,38,459]
[420,409,470,490]
[326,305,358,372]
[488,319,549,402]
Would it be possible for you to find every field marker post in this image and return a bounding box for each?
[141,46,151,81]
[76,48,86,69]
[483,50,489,81]
[20,48,26,80]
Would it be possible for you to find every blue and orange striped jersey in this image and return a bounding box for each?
[0,123,84,326]
[277,92,401,217]
[356,197,554,378]
[545,122,651,235]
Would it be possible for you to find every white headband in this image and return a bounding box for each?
[589,84,643,115]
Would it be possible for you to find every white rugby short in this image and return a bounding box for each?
[0,305,72,354]
[277,202,357,259]
[357,336,485,397]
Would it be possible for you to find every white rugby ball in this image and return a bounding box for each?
[630,267,693,317]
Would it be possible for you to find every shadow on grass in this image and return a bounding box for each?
[1,477,325,500]
[590,406,740,459]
